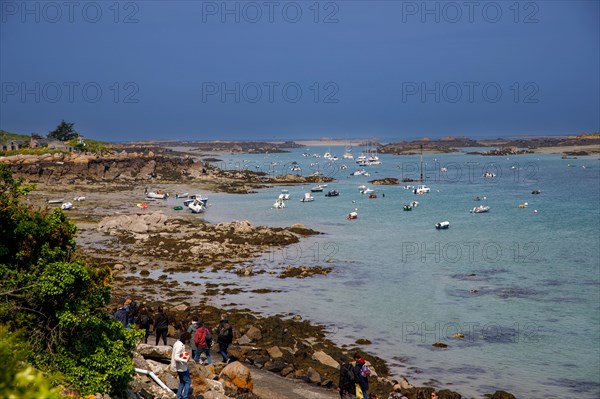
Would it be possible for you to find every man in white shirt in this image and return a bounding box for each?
[171,331,192,399]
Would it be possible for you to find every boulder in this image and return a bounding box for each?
[245,325,262,341]
[136,344,172,361]
[486,391,516,399]
[312,350,340,369]
[267,346,284,359]
[237,335,252,345]
[305,367,321,384]
[218,361,253,393]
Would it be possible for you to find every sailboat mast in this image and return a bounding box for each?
[420,144,424,182]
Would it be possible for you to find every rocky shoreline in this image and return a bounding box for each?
[6,151,519,399]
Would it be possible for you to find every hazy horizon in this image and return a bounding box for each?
[1,1,599,141]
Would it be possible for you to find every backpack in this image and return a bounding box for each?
[344,363,357,383]
[139,314,150,327]
[360,363,371,378]
[218,322,231,340]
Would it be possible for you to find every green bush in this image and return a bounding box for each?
[0,165,142,394]
[0,326,62,399]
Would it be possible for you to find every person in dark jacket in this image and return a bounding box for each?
[215,313,233,363]
[114,305,128,328]
[154,306,169,345]
[135,305,153,344]
[337,355,356,398]
[353,353,369,399]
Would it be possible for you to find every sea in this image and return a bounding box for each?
[163,146,600,398]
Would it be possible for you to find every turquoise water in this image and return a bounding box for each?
[184,147,600,398]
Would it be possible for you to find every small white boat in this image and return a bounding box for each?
[61,202,73,210]
[347,211,358,219]
[435,221,450,230]
[188,199,206,213]
[471,205,490,213]
[300,192,314,202]
[360,188,375,195]
[73,196,86,202]
[187,194,209,206]
[273,198,286,209]
[483,172,497,178]
[358,185,367,191]
[175,193,189,199]
[278,189,290,200]
[413,185,430,194]
[311,185,324,192]
[47,198,64,204]
[352,170,366,176]
[146,191,169,199]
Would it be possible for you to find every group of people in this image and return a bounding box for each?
[338,353,371,399]
[113,299,169,345]
[113,301,234,399]
[170,313,234,399]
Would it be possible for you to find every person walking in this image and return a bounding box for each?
[187,316,200,363]
[154,306,169,346]
[337,355,356,399]
[194,321,213,365]
[353,353,369,399]
[171,331,191,399]
[135,305,153,344]
[215,313,233,363]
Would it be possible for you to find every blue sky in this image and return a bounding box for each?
[1,0,599,142]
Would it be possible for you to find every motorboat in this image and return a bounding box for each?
[188,199,206,213]
[61,202,73,210]
[403,205,412,211]
[325,190,340,197]
[517,202,528,208]
[360,188,375,195]
[300,192,314,202]
[368,194,377,199]
[483,171,497,178]
[471,205,490,213]
[73,196,86,202]
[278,189,290,200]
[146,191,169,199]
[175,193,189,199]
[47,198,64,204]
[347,211,358,219]
[411,201,419,207]
[273,198,286,209]
[435,221,450,230]
[311,185,324,192]
[185,194,209,206]
[352,170,366,176]
[413,185,430,195]
[532,189,541,195]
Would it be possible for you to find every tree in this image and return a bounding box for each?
[47,120,78,141]
[0,165,142,394]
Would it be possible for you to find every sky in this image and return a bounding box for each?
[1,0,599,142]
